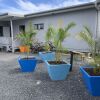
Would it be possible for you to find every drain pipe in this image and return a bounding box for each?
[94,0,100,53]
[95,0,100,38]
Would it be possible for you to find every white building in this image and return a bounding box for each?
[0,0,100,52]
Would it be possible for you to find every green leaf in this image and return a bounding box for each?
[16,21,37,58]
[45,22,76,61]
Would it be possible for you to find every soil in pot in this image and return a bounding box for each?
[84,68,100,76]
[21,57,36,60]
[42,51,52,54]
[48,61,67,65]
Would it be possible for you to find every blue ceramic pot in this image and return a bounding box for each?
[45,60,71,80]
[18,57,37,72]
[80,67,100,96]
[39,52,55,61]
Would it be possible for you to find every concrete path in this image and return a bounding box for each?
[0,52,99,100]
[0,52,19,61]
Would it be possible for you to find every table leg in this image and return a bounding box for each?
[70,51,74,71]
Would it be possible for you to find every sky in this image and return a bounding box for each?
[0,0,95,14]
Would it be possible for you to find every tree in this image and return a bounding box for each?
[16,21,37,58]
[45,22,76,61]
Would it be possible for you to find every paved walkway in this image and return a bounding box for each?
[0,52,100,100]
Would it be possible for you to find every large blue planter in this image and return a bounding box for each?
[45,60,71,80]
[18,57,37,72]
[80,67,100,96]
[39,52,55,61]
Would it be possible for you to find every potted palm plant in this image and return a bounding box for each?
[44,22,76,80]
[39,26,55,61]
[78,26,100,96]
[16,22,37,72]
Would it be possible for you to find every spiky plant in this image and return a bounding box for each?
[78,26,100,73]
[45,22,76,62]
[78,26,95,57]
[45,26,55,51]
[16,21,37,58]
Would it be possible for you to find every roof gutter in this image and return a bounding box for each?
[25,2,95,18]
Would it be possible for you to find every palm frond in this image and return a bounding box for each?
[78,26,95,56]
[45,22,76,61]
[79,31,95,48]
[83,26,92,37]
[65,22,76,32]
[45,26,55,41]
[16,21,37,46]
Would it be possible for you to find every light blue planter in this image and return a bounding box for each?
[39,52,55,61]
[45,60,71,80]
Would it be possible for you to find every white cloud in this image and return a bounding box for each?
[58,0,95,7]
[16,0,56,13]
[0,7,28,14]
[0,0,96,14]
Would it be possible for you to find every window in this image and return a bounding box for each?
[0,26,3,36]
[39,24,44,29]
[19,25,25,33]
[34,24,38,30]
[34,23,44,30]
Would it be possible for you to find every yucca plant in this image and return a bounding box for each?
[16,22,37,58]
[46,22,76,62]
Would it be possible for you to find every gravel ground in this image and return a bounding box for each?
[0,52,100,100]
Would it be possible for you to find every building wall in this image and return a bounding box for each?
[13,20,26,37]
[3,27,10,37]
[97,10,100,37]
[13,8,97,52]
[0,21,10,37]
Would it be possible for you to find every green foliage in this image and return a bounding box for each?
[16,21,37,58]
[45,22,76,61]
[16,32,36,46]
[65,22,76,32]
[53,22,76,48]
[78,26,95,52]
[78,26,96,62]
[78,26,100,59]
[45,26,56,51]
[45,26,55,41]
[78,26,100,74]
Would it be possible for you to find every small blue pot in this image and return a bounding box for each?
[39,52,55,61]
[80,67,100,96]
[18,57,37,72]
[45,60,71,80]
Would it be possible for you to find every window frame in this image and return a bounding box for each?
[19,25,25,33]
[0,26,3,37]
[34,23,44,30]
